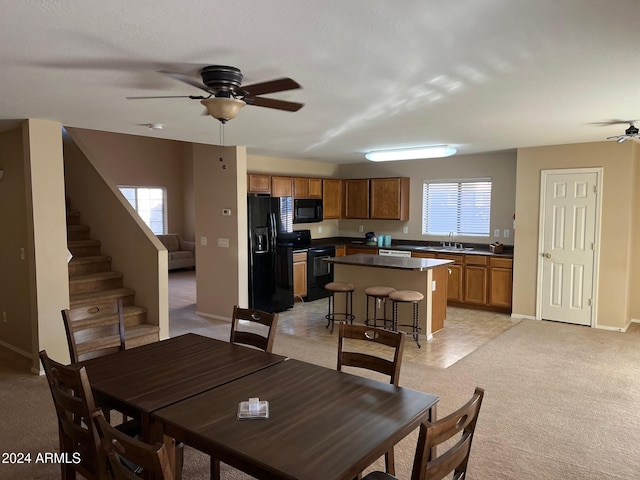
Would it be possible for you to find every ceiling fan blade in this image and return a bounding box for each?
[245,96,304,112]
[242,77,301,96]
[159,70,215,94]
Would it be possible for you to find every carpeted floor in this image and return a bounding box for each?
[2,317,640,479]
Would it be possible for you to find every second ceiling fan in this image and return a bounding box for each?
[129,65,304,123]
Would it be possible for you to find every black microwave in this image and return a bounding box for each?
[293,198,323,224]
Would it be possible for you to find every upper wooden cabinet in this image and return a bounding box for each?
[308,178,323,198]
[323,179,342,219]
[293,177,309,199]
[343,179,370,219]
[370,177,410,221]
[271,176,293,197]
[293,177,323,199]
[247,174,271,194]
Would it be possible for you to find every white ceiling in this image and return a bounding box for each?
[2,0,640,163]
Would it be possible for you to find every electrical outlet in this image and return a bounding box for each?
[200,237,208,246]
[503,229,510,238]
[358,225,364,233]
[402,226,409,234]
[318,226,323,233]
[494,229,500,238]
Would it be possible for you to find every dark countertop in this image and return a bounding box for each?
[312,236,514,258]
[325,253,453,271]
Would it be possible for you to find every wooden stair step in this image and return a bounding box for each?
[68,239,102,257]
[68,271,124,295]
[125,324,161,349]
[67,224,91,241]
[68,255,112,275]
[70,288,136,309]
[66,209,81,225]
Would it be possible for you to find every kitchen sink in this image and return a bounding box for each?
[393,245,474,252]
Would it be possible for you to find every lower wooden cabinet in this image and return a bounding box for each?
[413,252,512,312]
[293,251,308,299]
[489,257,513,308]
[335,245,346,257]
[437,254,464,303]
[345,246,378,255]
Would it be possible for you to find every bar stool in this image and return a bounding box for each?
[389,290,424,348]
[324,282,355,333]
[364,286,396,329]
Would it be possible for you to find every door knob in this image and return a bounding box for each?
[543,252,551,259]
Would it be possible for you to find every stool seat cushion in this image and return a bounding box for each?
[325,282,355,292]
[389,290,425,302]
[364,286,397,297]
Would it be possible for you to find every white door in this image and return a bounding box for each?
[538,169,600,326]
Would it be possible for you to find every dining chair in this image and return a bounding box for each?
[229,305,279,353]
[212,305,280,479]
[337,323,406,475]
[62,299,126,363]
[39,349,114,479]
[363,387,485,480]
[93,410,174,480]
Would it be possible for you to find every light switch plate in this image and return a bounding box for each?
[494,229,500,238]
[200,237,208,246]
[503,229,510,238]
[218,238,230,248]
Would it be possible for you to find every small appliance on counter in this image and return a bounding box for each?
[364,231,377,245]
[489,242,504,253]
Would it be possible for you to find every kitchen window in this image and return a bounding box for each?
[422,179,491,236]
[119,186,166,235]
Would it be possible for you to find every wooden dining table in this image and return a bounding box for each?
[80,333,287,438]
[153,358,440,480]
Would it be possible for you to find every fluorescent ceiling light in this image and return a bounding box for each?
[365,145,457,161]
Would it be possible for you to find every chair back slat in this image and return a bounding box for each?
[93,411,174,480]
[411,387,485,480]
[230,306,279,353]
[337,323,405,386]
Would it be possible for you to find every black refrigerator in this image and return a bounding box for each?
[248,196,294,312]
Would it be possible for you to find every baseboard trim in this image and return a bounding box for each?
[195,311,232,323]
[510,313,536,321]
[0,339,32,359]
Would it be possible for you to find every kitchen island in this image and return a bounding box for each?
[325,254,453,340]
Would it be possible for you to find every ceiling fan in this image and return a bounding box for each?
[128,65,304,123]
[602,120,640,143]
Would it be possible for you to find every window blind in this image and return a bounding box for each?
[422,179,491,236]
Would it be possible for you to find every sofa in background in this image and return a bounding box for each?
[157,234,196,270]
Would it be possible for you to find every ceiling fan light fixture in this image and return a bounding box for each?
[365,145,457,162]
[201,97,246,123]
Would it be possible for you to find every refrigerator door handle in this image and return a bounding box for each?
[269,212,277,250]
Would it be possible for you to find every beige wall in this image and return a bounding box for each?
[0,127,32,356]
[337,151,517,244]
[24,120,70,370]
[513,141,638,330]
[67,129,191,239]
[194,145,248,320]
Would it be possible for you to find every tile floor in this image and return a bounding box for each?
[168,270,521,368]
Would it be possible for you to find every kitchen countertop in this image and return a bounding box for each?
[313,237,514,257]
[325,253,453,271]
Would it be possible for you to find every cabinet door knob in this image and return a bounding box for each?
[543,252,552,259]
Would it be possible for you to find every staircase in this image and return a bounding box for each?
[66,206,160,349]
